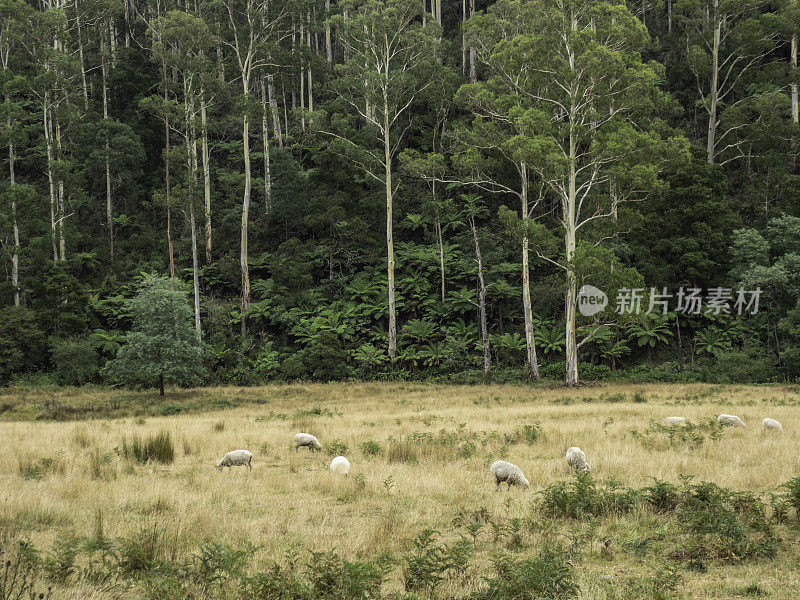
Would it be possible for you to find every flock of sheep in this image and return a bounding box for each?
[213,414,784,490]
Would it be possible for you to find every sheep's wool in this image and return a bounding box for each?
[490,460,530,490]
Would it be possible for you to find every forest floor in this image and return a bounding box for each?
[2,382,800,599]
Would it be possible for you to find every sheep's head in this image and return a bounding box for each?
[215,461,224,471]
[521,478,530,490]
[581,465,590,473]
[312,440,322,451]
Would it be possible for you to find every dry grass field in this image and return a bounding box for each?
[2,382,800,599]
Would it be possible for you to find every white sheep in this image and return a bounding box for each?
[490,460,530,491]
[293,433,322,452]
[566,447,590,472]
[762,418,783,432]
[717,414,746,428]
[329,455,351,475]
[215,449,253,472]
[663,416,686,426]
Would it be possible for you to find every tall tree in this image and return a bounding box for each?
[468,0,687,385]
[327,0,440,360]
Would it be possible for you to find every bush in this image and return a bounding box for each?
[0,306,47,383]
[327,439,348,456]
[401,529,473,595]
[280,353,307,380]
[359,440,384,457]
[18,454,67,480]
[700,348,776,383]
[539,473,640,519]
[121,430,175,464]
[51,336,99,385]
[476,546,578,600]
[303,331,348,381]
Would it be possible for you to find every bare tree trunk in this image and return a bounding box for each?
[8,102,19,306]
[200,89,212,266]
[240,99,252,334]
[260,79,272,214]
[565,131,579,386]
[461,0,466,76]
[43,93,58,262]
[468,0,476,83]
[186,87,201,331]
[325,0,332,62]
[435,198,445,303]
[470,210,491,382]
[520,162,540,380]
[384,93,396,361]
[55,107,66,261]
[102,38,113,262]
[189,199,201,331]
[667,0,672,34]
[706,5,720,164]
[75,0,89,110]
[164,61,175,280]
[307,17,313,113]
[268,76,282,148]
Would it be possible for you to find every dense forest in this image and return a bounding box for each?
[1,0,799,387]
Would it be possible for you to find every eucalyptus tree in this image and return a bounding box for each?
[154,10,213,330]
[215,0,288,334]
[467,0,687,385]
[326,0,441,360]
[678,0,781,164]
[0,0,33,305]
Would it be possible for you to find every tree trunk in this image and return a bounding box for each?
[520,162,541,380]
[75,0,89,110]
[43,94,58,262]
[435,205,445,303]
[159,373,165,396]
[706,6,720,164]
[325,0,332,63]
[55,110,66,261]
[164,61,175,280]
[470,211,491,382]
[564,135,579,387]
[8,102,19,306]
[260,80,272,214]
[268,76,282,148]
[461,0,466,76]
[468,0,476,83]
[384,92,397,361]
[102,39,113,262]
[200,89,212,266]
[240,106,252,334]
[186,87,201,331]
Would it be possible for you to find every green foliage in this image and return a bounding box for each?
[401,529,473,595]
[476,546,578,600]
[104,276,205,393]
[0,541,51,600]
[0,307,46,384]
[50,336,98,386]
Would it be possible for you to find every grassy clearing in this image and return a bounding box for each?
[1,382,800,599]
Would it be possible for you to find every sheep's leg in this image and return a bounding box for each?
[508,481,512,491]
[248,460,252,473]
[494,479,500,492]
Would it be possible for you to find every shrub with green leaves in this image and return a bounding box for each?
[401,529,473,595]
[476,546,578,600]
[50,336,99,385]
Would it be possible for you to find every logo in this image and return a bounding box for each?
[577,285,608,317]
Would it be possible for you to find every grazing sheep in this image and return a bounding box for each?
[663,416,686,426]
[216,449,253,472]
[293,433,322,452]
[566,447,590,473]
[490,460,530,491]
[717,414,746,428]
[762,418,783,432]
[329,455,351,475]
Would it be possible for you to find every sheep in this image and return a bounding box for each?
[762,418,783,432]
[293,433,322,452]
[717,414,746,428]
[663,416,687,426]
[330,455,351,475]
[490,460,530,491]
[215,449,253,472]
[566,447,590,473]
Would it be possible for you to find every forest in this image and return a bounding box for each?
[1,0,800,387]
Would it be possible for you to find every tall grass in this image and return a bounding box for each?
[121,430,174,464]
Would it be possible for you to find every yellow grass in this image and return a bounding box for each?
[2,382,800,598]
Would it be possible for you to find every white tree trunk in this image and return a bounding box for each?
[8,103,19,306]
[268,76,282,148]
[707,6,720,164]
[200,90,212,266]
[470,211,491,381]
[241,105,252,334]
[260,80,272,214]
[564,131,579,386]
[520,162,541,380]
[325,0,332,62]
[43,94,58,262]
[384,93,397,361]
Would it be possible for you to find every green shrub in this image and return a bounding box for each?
[0,307,47,384]
[0,541,51,599]
[476,546,578,600]
[121,430,175,464]
[401,529,473,596]
[50,336,99,385]
[327,440,348,456]
[280,353,308,379]
[359,440,384,457]
[18,454,66,480]
[304,549,388,600]
[539,473,640,519]
[303,331,348,381]
[629,418,724,450]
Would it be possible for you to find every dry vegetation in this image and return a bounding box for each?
[2,382,800,599]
